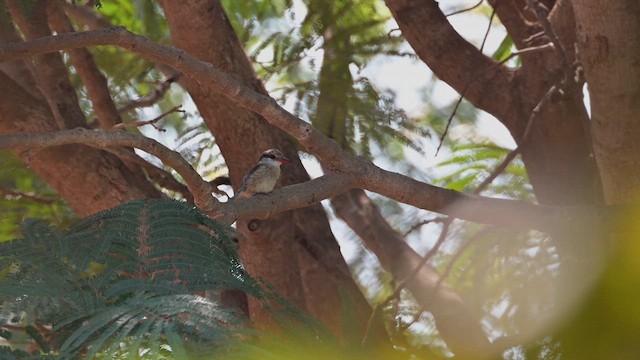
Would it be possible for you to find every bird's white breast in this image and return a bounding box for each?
[252,160,281,193]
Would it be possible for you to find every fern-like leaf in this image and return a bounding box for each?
[0,199,262,359]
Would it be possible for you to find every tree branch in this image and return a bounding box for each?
[0,27,621,232]
[116,73,180,114]
[435,42,554,155]
[525,0,569,68]
[332,190,492,357]
[488,0,537,49]
[384,0,514,119]
[46,1,122,129]
[101,146,193,201]
[110,105,183,131]
[0,185,57,204]
[5,0,86,129]
[0,128,217,212]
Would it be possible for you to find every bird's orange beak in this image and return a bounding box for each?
[279,156,290,165]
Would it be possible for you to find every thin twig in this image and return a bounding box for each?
[399,226,496,334]
[110,105,184,132]
[523,31,546,45]
[525,0,569,68]
[433,227,494,292]
[362,218,453,345]
[480,2,497,51]
[117,73,180,114]
[360,305,384,347]
[0,186,57,204]
[473,83,558,195]
[445,0,484,17]
[403,216,447,236]
[435,42,553,155]
[395,219,453,301]
[441,0,498,157]
[397,305,425,333]
[474,150,520,195]
[387,28,402,38]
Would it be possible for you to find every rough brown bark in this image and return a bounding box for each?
[5,0,86,130]
[0,71,160,216]
[157,0,379,340]
[0,0,161,216]
[46,1,122,129]
[0,15,41,97]
[512,0,601,206]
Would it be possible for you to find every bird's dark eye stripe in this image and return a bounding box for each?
[265,154,276,159]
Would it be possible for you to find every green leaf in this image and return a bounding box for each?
[0,199,262,358]
[492,34,514,62]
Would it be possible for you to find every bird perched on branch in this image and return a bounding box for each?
[233,149,289,199]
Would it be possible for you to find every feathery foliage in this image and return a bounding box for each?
[0,151,75,243]
[0,199,262,359]
[223,0,426,157]
[435,143,533,200]
[175,122,227,184]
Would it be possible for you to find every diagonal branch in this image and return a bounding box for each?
[46,1,122,129]
[384,0,514,119]
[0,128,217,212]
[110,105,183,131]
[436,43,554,155]
[5,0,86,130]
[0,185,57,204]
[101,146,192,201]
[0,27,622,232]
[332,190,491,357]
[0,127,624,234]
[116,73,180,114]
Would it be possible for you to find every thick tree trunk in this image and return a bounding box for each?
[0,71,161,216]
[46,1,122,129]
[157,0,380,341]
[558,4,640,356]
[573,0,640,204]
[0,0,160,216]
[5,0,86,130]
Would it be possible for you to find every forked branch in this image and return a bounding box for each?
[0,27,622,231]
